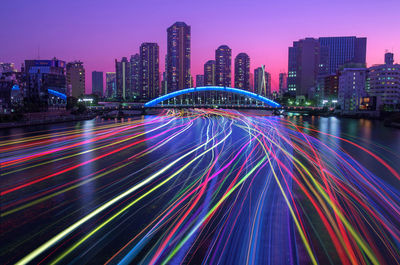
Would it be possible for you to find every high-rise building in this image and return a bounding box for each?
[215,45,232,87]
[140,42,159,100]
[66,61,85,98]
[249,72,254,92]
[92,71,103,97]
[319,36,367,74]
[338,68,367,112]
[204,60,216,86]
[129,54,140,99]
[367,52,400,110]
[288,38,321,97]
[196,75,204,87]
[279,73,287,96]
[234,53,250,90]
[115,57,129,100]
[105,72,116,98]
[166,22,191,92]
[161,72,167,95]
[254,66,271,97]
[24,58,66,111]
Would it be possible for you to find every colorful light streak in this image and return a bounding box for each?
[0,109,399,265]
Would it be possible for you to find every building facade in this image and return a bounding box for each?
[324,74,339,102]
[319,36,367,74]
[66,61,85,98]
[140,42,159,100]
[166,22,191,92]
[338,68,367,113]
[105,72,116,98]
[234,53,250,90]
[129,54,140,99]
[367,52,400,110]
[288,38,321,98]
[254,66,271,97]
[92,71,103,97]
[115,57,129,100]
[24,58,66,111]
[215,45,232,87]
[279,73,287,97]
[196,75,204,87]
[204,60,216,86]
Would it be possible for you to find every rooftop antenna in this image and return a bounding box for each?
[37,45,40,59]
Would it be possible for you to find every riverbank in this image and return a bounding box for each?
[0,112,96,129]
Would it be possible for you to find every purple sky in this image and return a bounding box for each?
[1,0,400,93]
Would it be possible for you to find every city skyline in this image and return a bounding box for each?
[1,0,400,93]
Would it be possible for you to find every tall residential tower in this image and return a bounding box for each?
[166,22,191,92]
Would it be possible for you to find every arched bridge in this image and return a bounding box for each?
[144,86,281,108]
[48,89,67,100]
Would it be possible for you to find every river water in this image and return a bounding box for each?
[1,109,400,265]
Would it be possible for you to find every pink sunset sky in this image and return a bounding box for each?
[1,0,399,93]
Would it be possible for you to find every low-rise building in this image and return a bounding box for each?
[338,68,367,113]
[367,53,400,111]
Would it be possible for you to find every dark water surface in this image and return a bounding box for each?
[1,110,399,265]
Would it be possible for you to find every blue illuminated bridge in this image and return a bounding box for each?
[144,86,281,108]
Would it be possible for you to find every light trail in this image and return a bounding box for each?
[1,109,399,265]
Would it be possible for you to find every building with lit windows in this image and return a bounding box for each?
[105,72,116,98]
[129,54,140,99]
[215,45,232,87]
[115,57,129,100]
[204,60,216,86]
[66,61,85,98]
[254,66,271,97]
[166,22,191,92]
[234,53,250,90]
[196,75,204,87]
[367,52,400,110]
[24,58,66,111]
[319,36,367,74]
[338,68,367,113]
[140,42,159,100]
[288,38,320,98]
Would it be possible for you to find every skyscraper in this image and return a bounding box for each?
[91,71,103,97]
[105,72,116,98]
[129,54,140,99]
[115,57,129,100]
[204,60,216,86]
[161,72,167,95]
[288,38,321,97]
[249,72,254,92]
[196,75,204,87]
[215,45,232,87]
[234,53,250,90]
[140,42,159,100]
[319,36,367,74]
[166,22,191,92]
[66,61,85,98]
[254,66,271,97]
[279,73,287,96]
